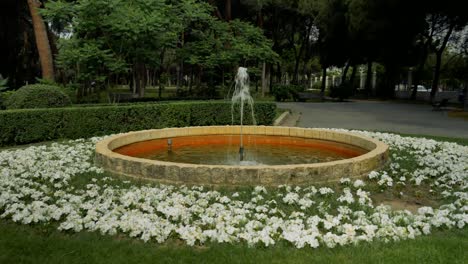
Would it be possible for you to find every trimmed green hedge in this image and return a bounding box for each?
[0,102,276,146]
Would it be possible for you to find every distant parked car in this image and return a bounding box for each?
[415,85,429,92]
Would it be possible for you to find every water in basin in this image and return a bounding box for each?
[114,135,367,166]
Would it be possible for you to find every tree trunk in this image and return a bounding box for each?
[27,0,54,80]
[349,65,357,94]
[225,0,232,21]
[269,64,274,92]
[383,64,397,99]
[341,60,351,84]
[158,74,163,99]
[276,62,282,84]
[189,67,193,93]
[292,47,303,84]
[176,65,180,92]
[430,51,443,103]
[132,70,137,95]
[261,62,266,97]
[197,67,203,89]
[134,64,141,97]
[320,67,327,98]
[176,31,184,94]
[140,63,146,97]
[411,43,430,100]
[463,85,468,112]
[365,61,372,97]
[158,49,165,99]
[257,9,264,28]
[430,23,455,103]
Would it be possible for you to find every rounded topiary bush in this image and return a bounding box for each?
[5,84,72,109]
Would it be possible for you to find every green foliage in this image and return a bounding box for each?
[0,76,9,109]
[271,84,304,102]
[5,84,72,109]
[35,77,60,86]
[56,38,127,84]
[0,102,276,146]
[181,18,278,69]
[0,91,15,109]
[312,81,322,90]
[46,0,205,84]
[329,83,353,101]
[0,76,8,91]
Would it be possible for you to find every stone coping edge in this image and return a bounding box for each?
[95,126,389,186]
[273,111,290,126]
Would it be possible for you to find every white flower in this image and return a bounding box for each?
[0,130,466,249]
[319,187,334,195]
[337,188,355,204]
[353,179,366,188]
[340,178,351,185]
[283,192,299,204]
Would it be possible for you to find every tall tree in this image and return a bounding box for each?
[425,0,468,102]
[27,0,54,80]
[348,0,427,98]
[411,15,438,100]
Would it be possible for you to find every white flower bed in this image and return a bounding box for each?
[0,130,467,248]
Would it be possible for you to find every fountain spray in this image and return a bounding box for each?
[231,67,256,161]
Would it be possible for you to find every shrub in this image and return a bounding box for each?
[271,84,304,102]
[0,91,15,110]
[5,84,72,109]
[312,82,322,90]
[330,83,353,101]
[0,101,276,146]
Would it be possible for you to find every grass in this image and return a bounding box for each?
[1,220,466,264]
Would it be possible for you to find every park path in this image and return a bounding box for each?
[277,101,468,138]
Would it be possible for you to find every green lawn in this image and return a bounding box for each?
[1,220,466,264]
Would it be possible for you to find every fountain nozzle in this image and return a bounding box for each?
[239,146,244,161]
[167,138,173,152]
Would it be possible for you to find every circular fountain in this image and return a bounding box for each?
[95,67,388,186]
[95,126,388,186]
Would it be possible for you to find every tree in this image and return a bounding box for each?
[181,18,277,88]
[314,0,349,95]
[424,1,468,102]
[27,0,55,80]
[456,33,468,111]
[411,15,438,100]
[347,0,427,98]
[46,0,210,98]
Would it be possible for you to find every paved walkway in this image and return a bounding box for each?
[277,101,468,138]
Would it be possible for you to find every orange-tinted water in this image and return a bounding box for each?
[114,135,367,165]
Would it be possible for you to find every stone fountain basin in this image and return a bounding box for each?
[95,126,389,186]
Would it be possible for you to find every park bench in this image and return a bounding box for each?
[432,98,449,111]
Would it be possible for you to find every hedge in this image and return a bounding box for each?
[5,84,72,109]
[0,101,276,146]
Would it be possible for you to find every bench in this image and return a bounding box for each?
[432,98,449,111]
